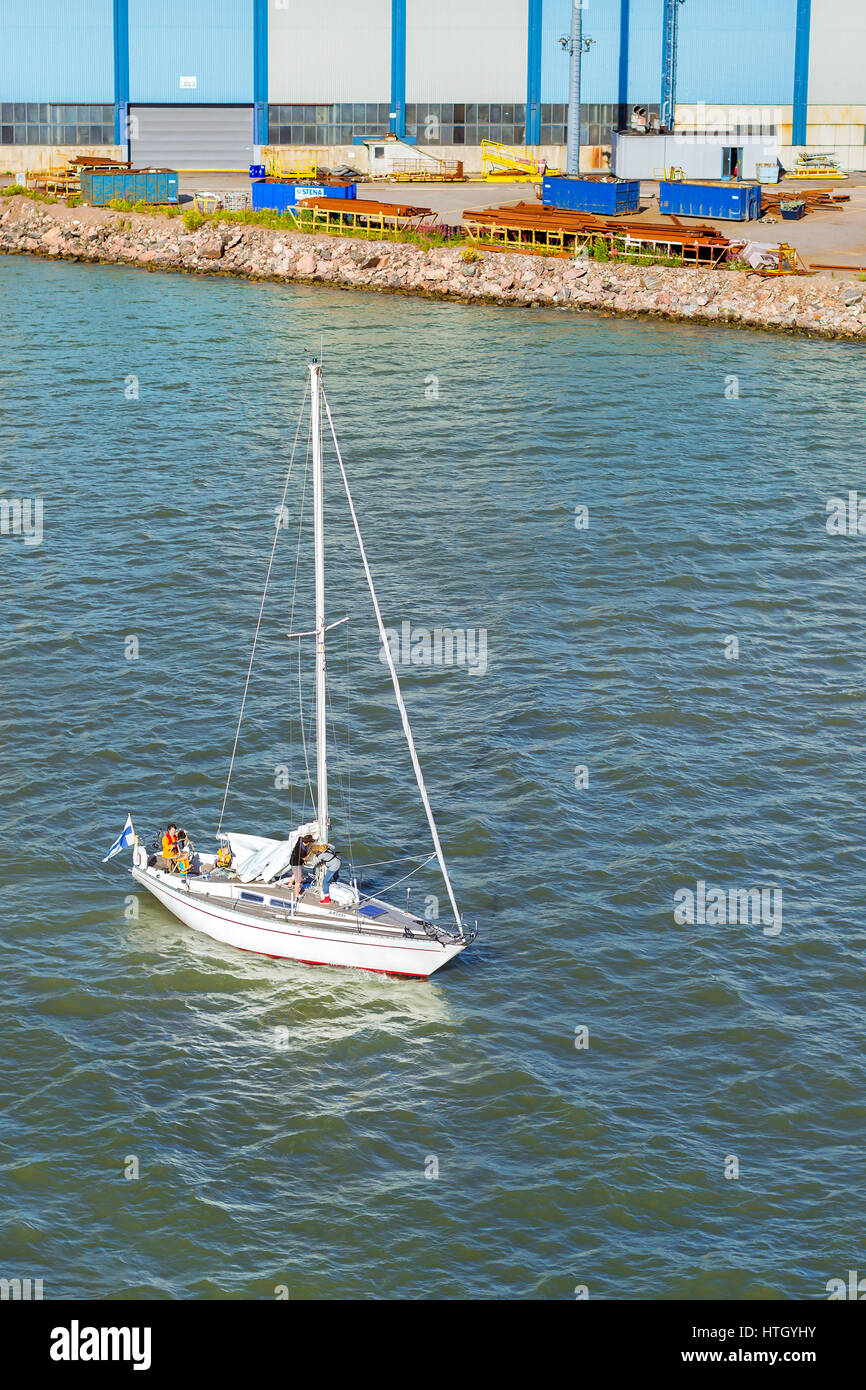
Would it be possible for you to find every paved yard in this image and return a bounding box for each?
[176,171,866,274]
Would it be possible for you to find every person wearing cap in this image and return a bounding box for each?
[305,840,341,904]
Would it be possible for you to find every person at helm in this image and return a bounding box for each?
[161,823,179,866]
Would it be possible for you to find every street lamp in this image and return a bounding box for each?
[560,3,595,175]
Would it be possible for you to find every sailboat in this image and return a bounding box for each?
[115,359,476,978]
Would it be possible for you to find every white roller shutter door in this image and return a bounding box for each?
[129,106,253,171]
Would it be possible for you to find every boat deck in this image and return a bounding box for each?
[151,865,427,939]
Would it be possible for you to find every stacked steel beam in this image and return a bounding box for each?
[759,188,850,216]
[462,202,730,263]
[298,195,433,221]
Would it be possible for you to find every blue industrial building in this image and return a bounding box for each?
[0,1,863,171]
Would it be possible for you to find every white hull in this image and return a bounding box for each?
[131,866,468,978]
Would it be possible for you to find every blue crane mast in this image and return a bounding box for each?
[660,0,685,132]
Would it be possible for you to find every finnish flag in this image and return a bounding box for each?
[103,814,135,862]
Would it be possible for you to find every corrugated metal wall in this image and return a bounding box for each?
[541,0,661,105]
[128,0,252,104]
[268,0,389,104]
[0,0,113,101]
[268,0,390,104]
[406,0,527,103]
[677,0,796,104]
[809,0,866,104]
[4,1,865,126]
[541,0,797,105]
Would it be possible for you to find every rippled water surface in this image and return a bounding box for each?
[1,255,865,1299]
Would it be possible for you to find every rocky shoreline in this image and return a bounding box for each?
[2,193,865,340]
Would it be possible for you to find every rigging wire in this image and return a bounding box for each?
[353,851,437,869]
[357,853,437,906]
[217,382,309,837]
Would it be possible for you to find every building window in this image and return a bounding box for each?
[267,102,528,147]
[404,101,526,146]
[267,103,391,145]
[0,103,114,145]
[538,102,629,148]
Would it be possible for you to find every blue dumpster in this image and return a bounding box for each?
[658,181,761,221]
[251,182,357,212]
[79,169,179,205]
[542,176,640,216]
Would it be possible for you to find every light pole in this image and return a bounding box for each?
[561,3,595,175]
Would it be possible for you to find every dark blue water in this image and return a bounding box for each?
[1,254,865,1299]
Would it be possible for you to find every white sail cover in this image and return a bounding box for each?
[227,822,318,884]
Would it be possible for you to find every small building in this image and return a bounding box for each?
[612,130,779,182]
[358,135,406,177]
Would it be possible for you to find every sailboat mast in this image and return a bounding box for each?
[310,359,328,842]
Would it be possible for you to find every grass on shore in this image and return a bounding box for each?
[1,183,708,271]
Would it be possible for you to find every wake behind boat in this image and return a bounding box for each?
[106,359,476,978]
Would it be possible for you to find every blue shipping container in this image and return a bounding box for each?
[659,182,761,221]
[80,170,179,206]
[542,176,640,216]
[250,182,357,213]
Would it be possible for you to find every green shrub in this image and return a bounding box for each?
[3,187,58,204]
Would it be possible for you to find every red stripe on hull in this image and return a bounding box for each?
[231,941,428,978]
